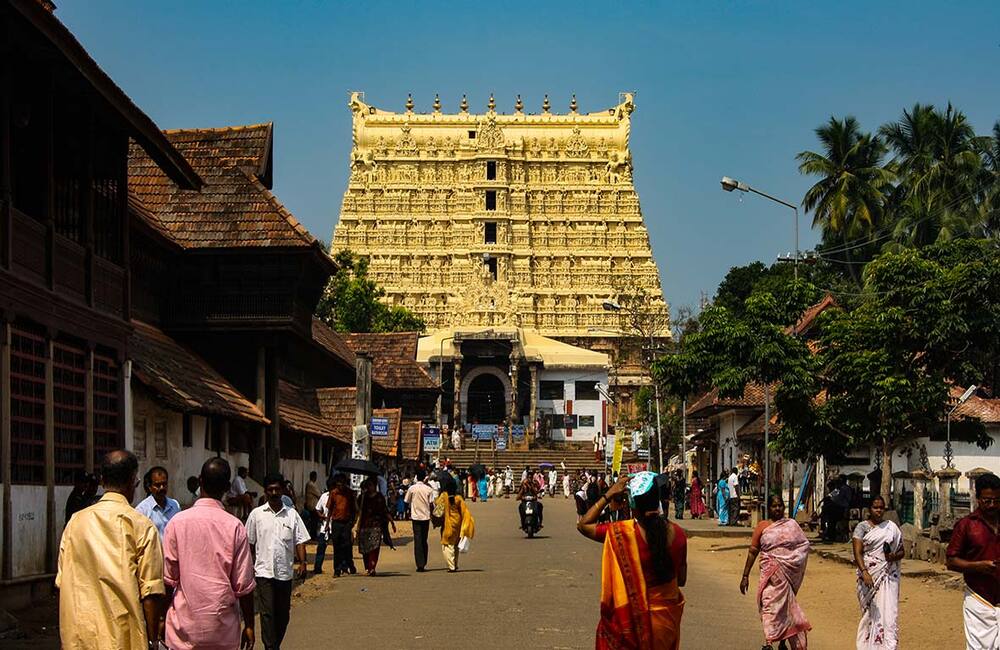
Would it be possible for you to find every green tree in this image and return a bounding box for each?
[797,116,894,284]
[315,250,426,333]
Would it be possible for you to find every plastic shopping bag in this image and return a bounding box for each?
[458,536,471,553]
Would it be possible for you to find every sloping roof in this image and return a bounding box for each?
[951,386,1000,424]
[278,380,332,439]
[686,383,769,417]
[128,123,321,250]
[400,420,422,460]
[345,332,419,361]
[311,318,357,370]
[315,387,357,444]
[10,0,200,190]
[787,294,837,336]
[371,407,402,457]
[735,411,781,439]
[130,320,267,424]
[417,327,609,370]
[344,332,437,391]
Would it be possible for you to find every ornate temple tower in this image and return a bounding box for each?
[332,92,667,345]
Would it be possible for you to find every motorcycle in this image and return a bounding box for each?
[521,494,540,538]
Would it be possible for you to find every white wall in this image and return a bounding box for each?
[715,411,753,475]
[536,369,607,442]
[10,485,46,578]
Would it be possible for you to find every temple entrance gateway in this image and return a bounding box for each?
[466,373,507,424]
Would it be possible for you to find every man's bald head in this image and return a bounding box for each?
[200,457,232,499]
[100,449,138,496]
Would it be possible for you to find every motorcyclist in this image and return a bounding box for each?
[517,475,543,530]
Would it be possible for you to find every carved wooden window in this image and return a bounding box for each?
[93,352,122,466]
[484,222,497,245]
[485,191,497,211]
[54,340,87,484]
[539,380,564,401]
[486,161,497,180]
[10,326,46,484]
[133,416,147,459]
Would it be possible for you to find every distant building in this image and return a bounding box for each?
[417,328,609,444]
[331,92,668,427]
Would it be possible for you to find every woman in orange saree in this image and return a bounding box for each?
[578,472,687,650]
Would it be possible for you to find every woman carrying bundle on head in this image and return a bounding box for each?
[577,472,688,649]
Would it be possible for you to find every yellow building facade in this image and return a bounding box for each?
[332,92,666,335]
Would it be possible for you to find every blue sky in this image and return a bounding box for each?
[58,1,1000,312]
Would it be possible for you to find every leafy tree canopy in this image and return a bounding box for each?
[315,250,426,333]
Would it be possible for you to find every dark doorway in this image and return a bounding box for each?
[467,372,506,424]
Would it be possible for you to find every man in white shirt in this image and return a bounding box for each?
[405,469,437,572]
[225,466,253,519]
[727,468,740,527]
[135,465,180,541]
[548,469,558,497]
[245,472,309,649]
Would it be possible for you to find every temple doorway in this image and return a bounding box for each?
[466,373,507,424]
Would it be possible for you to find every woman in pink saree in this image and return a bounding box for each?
[740,495,812,649]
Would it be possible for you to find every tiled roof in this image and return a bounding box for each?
[686,383,769,417]
[343,332,437,390]
[401,420,422,460]
[311,318,357,370]
[735,411,781,439]
[130,320,267,424]
[951,386,1000,424]
[315,387,357,444]
[344,332,419,360]
[371,407,402,457]
[278,380,332,439]
[128,123,319,249]
[787,294,837,336]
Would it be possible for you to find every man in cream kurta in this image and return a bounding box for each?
[57,450,165,649]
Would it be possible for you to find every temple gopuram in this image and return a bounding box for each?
[332,92,668,426]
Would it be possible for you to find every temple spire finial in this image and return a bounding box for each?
[515,94,523,113]
[405,93,414,112]
[433,94,441,112]
[488,93,496,112]
[542,94,550,114]
[460,94,469,113]
[570,94,578,113]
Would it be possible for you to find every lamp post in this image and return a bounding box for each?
[720,176,800,281]
[945,385,977,468]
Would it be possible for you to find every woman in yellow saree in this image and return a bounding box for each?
[433,470,475,572]
[578,472,687,649]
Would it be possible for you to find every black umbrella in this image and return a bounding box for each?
[334,458,380,476]
[469,463,487,480]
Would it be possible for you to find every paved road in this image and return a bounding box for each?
[283,497,768,650]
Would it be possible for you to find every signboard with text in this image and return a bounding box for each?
[422,425,441,452]
[471,424,497,441]
[511,424,526,441]
[370,417,390,438]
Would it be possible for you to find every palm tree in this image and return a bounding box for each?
[797,116,893,284]
[880,104,989,247]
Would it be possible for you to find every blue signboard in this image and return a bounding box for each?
[422,425,441,452]
[495,437,507,451]
[511,424,526,441]
[370,417,390,438]
[471,424,497,441]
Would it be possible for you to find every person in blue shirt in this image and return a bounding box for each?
[135,465,180,541]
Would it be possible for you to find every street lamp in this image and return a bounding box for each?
[720,176,800,280]
[945,384,977,468]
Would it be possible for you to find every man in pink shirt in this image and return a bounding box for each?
[163,458,257,649]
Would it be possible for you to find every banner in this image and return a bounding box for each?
[370,417,390,438]
[626,462,649,475]
[611,434,625,474]
[511,424,526,441]
[422,425,441,452]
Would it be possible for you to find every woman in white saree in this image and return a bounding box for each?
[852,496,905,649]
